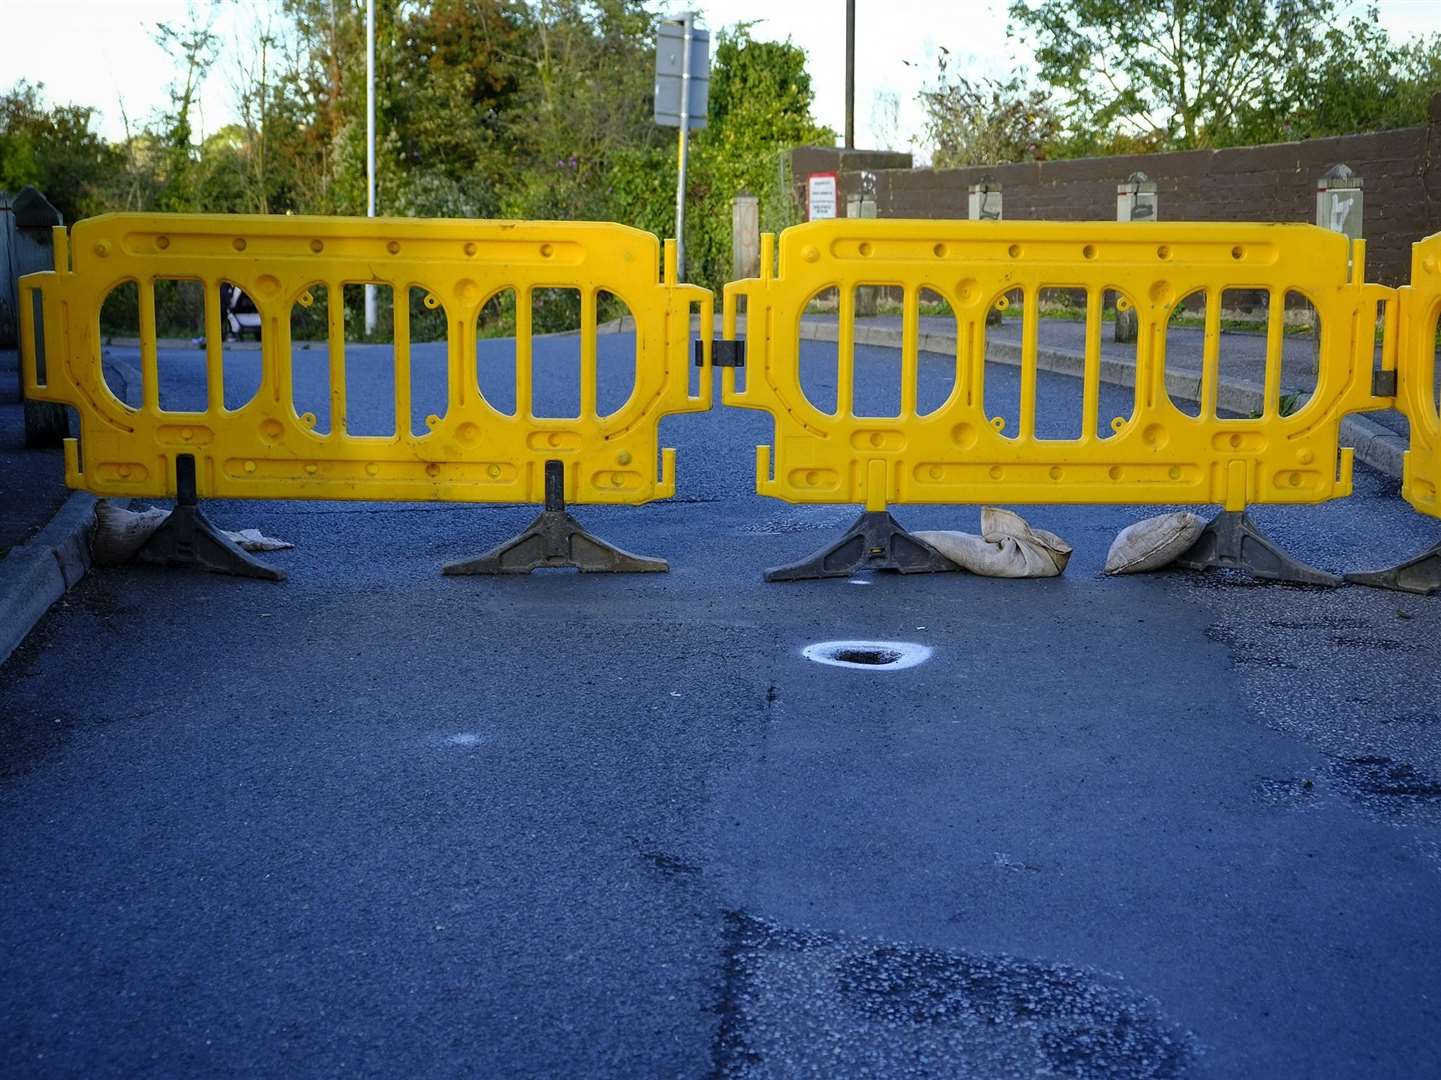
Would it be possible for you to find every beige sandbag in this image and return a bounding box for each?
[1104,511,1206,574]
[91,500,168,565]
[915,507,1072,578]
[91,500,294,565]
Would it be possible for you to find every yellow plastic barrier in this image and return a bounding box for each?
[1348,230,1441,594]
[20,213,711,577]
[1397,232,1441,520]
[721,219,1396,582]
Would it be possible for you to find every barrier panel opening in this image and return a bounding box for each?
[99,279,139,405]
[984,286,1023,438]
[1100,289,1136,438]
[916,287,959,417]
[1035,286,1084,439]
[1280,289,1320,416]
[27,286,48,390]
[684,296,705,397]
[800,287,839,415]
[1166,290,1204,418]
[530,286,582,418]
[409,285,448,437]
[342,283,396,436]
[154,278,206,411]
[220,280,263,411]
[1215,288,1259,417]
[596,289,637,417]
[290,282,331,433]
[476,288,518,416]
[1433,302,1441,420]
[853,282,901,418]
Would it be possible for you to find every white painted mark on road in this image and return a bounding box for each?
[801,640,932,671]
[444,732,491,747]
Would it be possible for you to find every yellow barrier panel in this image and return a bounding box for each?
[21,213,711,577]
[720,219,1395,582]
[1348,230,1441,594]
[1397,231,1441,521]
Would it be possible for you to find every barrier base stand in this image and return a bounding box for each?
[442,461,667,575]
[136,455,285,581]
[764,509,959,582]
[1172,509,1339,587]
[1345,541,1441,596]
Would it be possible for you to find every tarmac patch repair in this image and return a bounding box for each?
[712,912,1198,1079]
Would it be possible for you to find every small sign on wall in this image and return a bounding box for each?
[806,173,837,221]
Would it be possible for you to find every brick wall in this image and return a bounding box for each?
[789,94,1441,286]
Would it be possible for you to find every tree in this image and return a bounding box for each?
[915,48,1061,166]
[0,81,118,221]
[681,27,834,285]
[149,0,224,210]
[1232,18,1441,144]
[1009,0,1350,151]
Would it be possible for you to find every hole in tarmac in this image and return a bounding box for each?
[803,640,931,670]
[834,647,901,665]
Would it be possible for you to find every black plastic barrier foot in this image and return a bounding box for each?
[1345,541,1441,596]
[1172,509,1339,587]
[763,509,960,582]
[442,461,667,575]
[137,455,285,581]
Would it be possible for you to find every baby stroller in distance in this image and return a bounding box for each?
[220,283,262,341]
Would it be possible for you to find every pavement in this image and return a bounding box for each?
[0,348,69,556]
[3,333,1441,1078]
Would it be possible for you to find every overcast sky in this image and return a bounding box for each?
[4,0,1439,155]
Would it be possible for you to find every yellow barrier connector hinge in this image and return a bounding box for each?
[698,339,745,367]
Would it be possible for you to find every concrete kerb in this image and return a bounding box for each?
[1,354,139,667]
[594,314,1407,482]
[0,491,124,667]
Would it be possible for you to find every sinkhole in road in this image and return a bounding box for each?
[802,640,932,671]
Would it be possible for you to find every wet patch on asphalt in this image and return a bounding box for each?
[1202,624,1299,669]
[710,911,1198,1079]
[1325,755,1441,822]
[1181,569,1441,831]
[641,848,703,878]
[1253,776,1321,811]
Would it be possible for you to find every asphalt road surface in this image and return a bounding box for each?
[3,333,1440,1079]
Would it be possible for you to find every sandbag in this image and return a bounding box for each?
[915,507,1072,578]
[91,501,168,565]
[91,500,293,565]
[1104,511,1206,574]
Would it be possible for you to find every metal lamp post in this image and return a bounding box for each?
[364,0,377,335]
